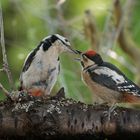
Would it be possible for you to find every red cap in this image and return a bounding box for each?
[84,50,97,57]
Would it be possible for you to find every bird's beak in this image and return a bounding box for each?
[67,46,82,54]
[75,50,82,54]
[73,50,82,62]
[74,57,84,68]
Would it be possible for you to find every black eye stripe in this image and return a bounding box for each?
[60,39,70,46]
[62,41,68,46]
[65,39,68,42]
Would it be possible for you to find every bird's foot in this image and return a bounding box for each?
[103,103,118,121]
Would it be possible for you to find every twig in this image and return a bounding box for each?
[0,3,15,91]
[0,83,11,98]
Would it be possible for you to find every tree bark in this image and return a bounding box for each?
[0,88,140,140]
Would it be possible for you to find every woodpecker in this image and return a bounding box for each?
[20,34,77,97]
[77,50,140,104]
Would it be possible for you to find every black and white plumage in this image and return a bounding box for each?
[79,50,140,104]
[20,34,77,96]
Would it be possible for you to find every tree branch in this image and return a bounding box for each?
[0,88,140,140]
[0,83,10,98]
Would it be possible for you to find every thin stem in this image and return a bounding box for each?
[0,83,11,98]
[0,3,15,91]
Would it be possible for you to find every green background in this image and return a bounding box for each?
[1,0,140,103]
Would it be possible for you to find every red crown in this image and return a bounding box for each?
[84,50,97,57]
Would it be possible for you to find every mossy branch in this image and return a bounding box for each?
[0,88,140,140]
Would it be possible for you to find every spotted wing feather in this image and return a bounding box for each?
[88,62,140,96]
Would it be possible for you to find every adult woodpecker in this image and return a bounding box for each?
[20,34,77,97]
[77,50,140,104]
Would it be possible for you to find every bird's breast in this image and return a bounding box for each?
[21,57,60,89]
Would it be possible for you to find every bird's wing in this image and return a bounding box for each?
[21,45,41,72]
[88,62,140,96]
[116,80,140,96]
[22,50,35,72]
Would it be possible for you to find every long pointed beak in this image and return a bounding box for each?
[66,44,82,54]
[74,50,83,62]
[75,50,82,54]
[67,46,79,54]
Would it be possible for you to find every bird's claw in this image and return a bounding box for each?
[103,103,117,121]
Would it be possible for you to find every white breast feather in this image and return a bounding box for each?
[21,46,60,89]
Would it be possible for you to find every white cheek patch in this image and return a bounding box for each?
[83,59,96,69]
[94,67,127,84]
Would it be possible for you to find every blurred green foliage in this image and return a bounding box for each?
[1,0,140,103]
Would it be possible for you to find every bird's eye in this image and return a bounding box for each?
[65,39,68,42]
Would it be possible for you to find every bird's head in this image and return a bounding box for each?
[76,50,103,68]
[41,34,77,54]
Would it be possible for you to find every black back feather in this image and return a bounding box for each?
[88,62,140,96]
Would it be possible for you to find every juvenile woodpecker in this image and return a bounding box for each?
[20,34,77,97]
[78,50,140,104]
